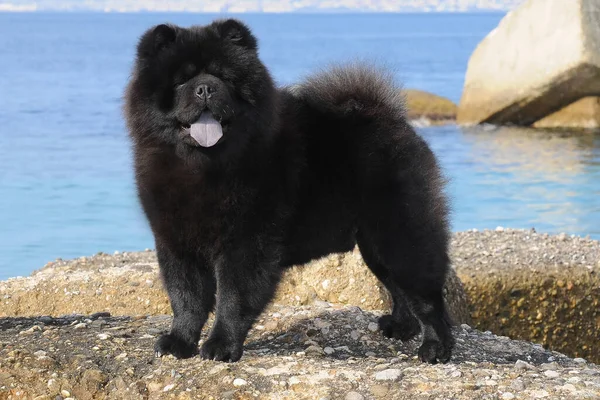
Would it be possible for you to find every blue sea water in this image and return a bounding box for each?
[0,12,599,280]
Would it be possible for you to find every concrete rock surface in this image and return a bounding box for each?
[453,229,600,364]
[0,247,471,325]
[1,304,599,399]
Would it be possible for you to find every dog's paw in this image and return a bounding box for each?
[200,336,243,362]
[378,314,421,341]
[154,334,197,359]
[418,338,453,364]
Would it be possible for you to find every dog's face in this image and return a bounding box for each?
[126,19,274,152]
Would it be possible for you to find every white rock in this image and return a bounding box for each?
[324,347,335,355]
[367,322,379,332]
[457,0,600,128]
[20,325,42,335]
[288,376,301,385]
[544,370,560,378]
[501,393,516,400]
[515,360,535,370]
[34,350,47,358]
[233,378,247,387]
[163,384,175,392]
[373,369,402,381]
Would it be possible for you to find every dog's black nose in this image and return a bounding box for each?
[196,84,215,99]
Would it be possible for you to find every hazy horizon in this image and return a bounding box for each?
[0,0,524,13]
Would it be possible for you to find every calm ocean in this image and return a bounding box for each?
[0,12,599,280]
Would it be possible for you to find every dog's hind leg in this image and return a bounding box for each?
[357,180,454,364]
[356,232,421,342]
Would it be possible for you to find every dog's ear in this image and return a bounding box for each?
[137,24,178,59]
[215,19,257,50]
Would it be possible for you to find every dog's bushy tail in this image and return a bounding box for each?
[294,63,407,121]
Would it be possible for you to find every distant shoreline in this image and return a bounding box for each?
[0,10,511,14]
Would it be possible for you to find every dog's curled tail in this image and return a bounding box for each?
[293,63,407,121]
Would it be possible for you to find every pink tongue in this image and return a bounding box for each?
[190,113,223,147]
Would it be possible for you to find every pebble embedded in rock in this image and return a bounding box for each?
[373,369,402,381]
[288,376,301,386]
[20,325,42,335]
[367,322,378,332]
[541,362,559,370]
[530,389,550,398]
[233,378,247,387]
[33,350,47,358]
[515,360,535,370]
[163,383,175,391]
[345,391,365,400]
[544,370,560,378]
[305,345,325,356]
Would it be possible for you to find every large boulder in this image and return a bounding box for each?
[534,96,600,129]
[457,0,600,127]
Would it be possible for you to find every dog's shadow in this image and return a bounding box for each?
[0,309,565,367]
[244,308,562,366]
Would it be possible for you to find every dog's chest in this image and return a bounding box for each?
[140,168,248,247]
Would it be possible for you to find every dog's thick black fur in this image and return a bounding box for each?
[125,19,454,364]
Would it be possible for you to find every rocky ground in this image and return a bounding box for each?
[1,229,599,399]
[1,229,597,361]
[1,304,599,400]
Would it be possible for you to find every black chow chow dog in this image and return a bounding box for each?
[125,19,454,364]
